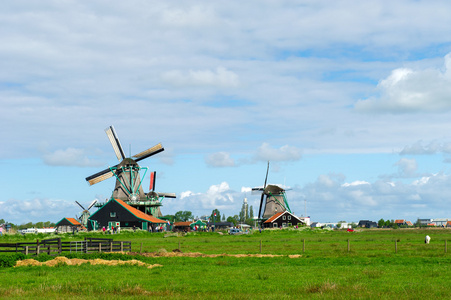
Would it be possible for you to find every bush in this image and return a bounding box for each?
[0,253,26,268]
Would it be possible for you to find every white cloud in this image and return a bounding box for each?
[41,147,103,167]
[205,151,235,167]
[400,140,451,155]
[355,53,451,113]
[395,158,418,177]
[341,180,370,187]
[0,198,78,224]
[254,143,302,162]
[161,67,239,88]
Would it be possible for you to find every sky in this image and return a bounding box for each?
[2,0,451,225]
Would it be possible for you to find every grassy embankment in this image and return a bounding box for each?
[0,228,450,299]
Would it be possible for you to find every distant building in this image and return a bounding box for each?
[87,198,167,231]
[263,211,305,228]
[55,218,84,233]
[358,220,377,228]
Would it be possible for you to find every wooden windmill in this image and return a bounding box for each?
[252,162,292,224]
[85,125,175,216]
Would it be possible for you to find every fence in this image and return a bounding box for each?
[0,237,131,256]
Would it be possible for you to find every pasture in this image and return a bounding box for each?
[1,228,450,299]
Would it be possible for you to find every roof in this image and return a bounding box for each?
[406,221,413,226]
[56,217,82,226]
[395,219,405,224]
[264,211,303,224]
[114,199,167,223]
[173,221,192,227]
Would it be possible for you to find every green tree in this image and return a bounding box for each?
[0,219,5,224]
[378,219,385,228]
[174,211,193,222]
[222,214,225,221]
[210,209,221,222]
[227,216,237,226]
[249,206,254,219]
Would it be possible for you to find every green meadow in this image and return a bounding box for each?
[1,228,450,299]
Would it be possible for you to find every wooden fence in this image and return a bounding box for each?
[0,237,131,256]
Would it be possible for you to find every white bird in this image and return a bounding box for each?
[425,235,431,244]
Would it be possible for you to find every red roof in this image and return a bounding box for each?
[114,198,167,223]
[394,219,405,224]
[174,221,192,227]
[264,212,284,223]
[66,218,81,226]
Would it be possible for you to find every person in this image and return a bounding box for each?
[102,226,106,233]
[0,226,3,236]
[117,226,120,234]
[133,225,136,232]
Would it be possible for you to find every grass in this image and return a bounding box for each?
[1,228,450,299]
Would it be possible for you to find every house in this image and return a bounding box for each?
[87,198,167,231]
[357,220,377,228]
[173,221,192,232]
[207,221,234,231]
[55,218,84,233]
[406,221,413,227]
[394,219,406,226]
[446,221,451,228]
[263,211,305,228]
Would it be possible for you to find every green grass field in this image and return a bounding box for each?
[1,228,450,299]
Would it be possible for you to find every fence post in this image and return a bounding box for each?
[25,246,28,255]
[109,240,113,252]
[260,240,262,253]
[120,241,124,252]
[347,239,350,252]
[99,243,102,253]
[58,238,62,254]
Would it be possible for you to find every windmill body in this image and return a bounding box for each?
[252,162,292,225]
[86,126,175,218]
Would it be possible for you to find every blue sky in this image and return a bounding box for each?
[2,1,451,224]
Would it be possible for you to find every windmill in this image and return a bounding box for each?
[143,171,176,217]
[85,125,170,216]
[75,199,97,228]
[252,162,291,224]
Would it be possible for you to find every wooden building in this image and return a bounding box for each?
[87,198,166,231]
[173,221,192,232]
[263,211,305,228]
[55,217,84,233]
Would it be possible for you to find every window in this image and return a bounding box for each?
[288,223,292,227]
[283,215,286,220]
[282,223,287,227]
[288,216,291,220]
[273,223,278,228]
[110,212,116,218]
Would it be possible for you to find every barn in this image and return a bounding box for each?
[263,211,305,228]
[87,198,167,231]
[55,217,84,233]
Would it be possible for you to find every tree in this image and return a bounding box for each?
[174,211,193,222]
[210,209,221,222]
[227,216,237,226]
[222,214,225,221]
[378,218,385,228]
[249,206,254,219]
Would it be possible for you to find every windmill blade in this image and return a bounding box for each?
[75,201,85,210]
[158,192,176,198]
[132,143,164,162]
[87,199,98,210]
[258,162,270,219]
[149,171,156,191]
[105,126,125,161]
[85,167,115,185]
